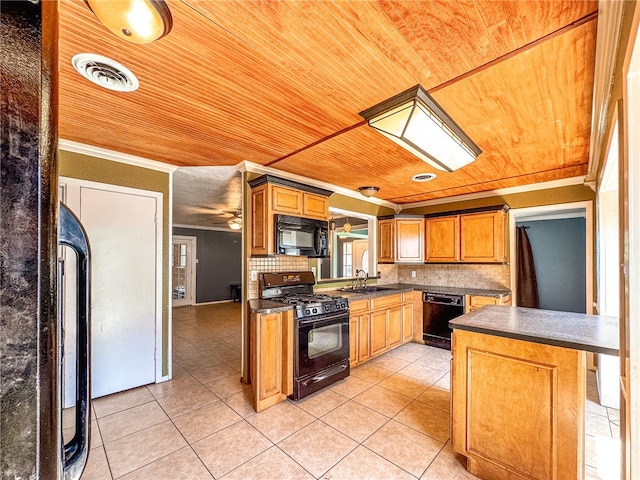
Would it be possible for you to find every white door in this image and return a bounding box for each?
[61,180,161,404]
[172,236,196,307]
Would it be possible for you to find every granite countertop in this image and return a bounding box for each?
[338,283,511,300]
[248,298,294,314]
[449,305,619,355]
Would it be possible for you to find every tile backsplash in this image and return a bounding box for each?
[247,256,309,299]
[381,264,510,290]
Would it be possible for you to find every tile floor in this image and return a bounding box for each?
[71,302,620,480]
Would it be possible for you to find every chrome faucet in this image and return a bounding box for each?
[356,269,368,288]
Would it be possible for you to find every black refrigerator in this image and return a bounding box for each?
[1,2,92,479]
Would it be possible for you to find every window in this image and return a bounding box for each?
[342,241,352,277]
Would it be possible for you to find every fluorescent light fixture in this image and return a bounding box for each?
[357,186,380,197]
[360,85,481,172]
[85,0,173,44]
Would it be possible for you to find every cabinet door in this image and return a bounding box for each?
[387,305,403,348]
[302,192,328,220]
[396,219,425,263]
[426,215,460,262]
[271,185,302,215]
[349,315,359,366]
[254,312,284,406]
[402,302,414,343]
[251,185,269,255]
[358,314,370,363]
[378,219,395,263]
[370,310,388,356]
[460,211,505,262]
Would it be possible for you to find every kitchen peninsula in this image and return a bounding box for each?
[450,306,619,480]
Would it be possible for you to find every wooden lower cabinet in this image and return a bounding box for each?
[250,310,293,413]
[349,292,415,366]
[465,294,511,313]
[452,329,585,480]
[370,309,388,356]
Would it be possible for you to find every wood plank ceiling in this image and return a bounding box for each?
[58,0,597,204]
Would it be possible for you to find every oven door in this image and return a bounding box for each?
[296,311,350,378]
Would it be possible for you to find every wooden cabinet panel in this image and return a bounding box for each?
[349,316,359,366]
[396,218,425,263]
[426,215,460,262]
[460,210,505,263]
[387,305,403,348]
[371,293,402,310]
[402,302,414,343]
[271,185,302,214]
[370,310,388,357]
[251,185,269,255]
[378,219,395,263]
[251,310,293,412]
[465,294,512,313]
[302,192,328,220]
[358,314,370,364]
[452,329,585,480]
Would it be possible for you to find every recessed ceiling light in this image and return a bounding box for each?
[411,173,437,182]
[72,53,139,92]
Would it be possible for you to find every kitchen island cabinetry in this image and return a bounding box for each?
[450,306,618,480]
[249,175,332,256]
[250,309,293,413]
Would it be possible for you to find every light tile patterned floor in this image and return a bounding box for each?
[71,302,620,479]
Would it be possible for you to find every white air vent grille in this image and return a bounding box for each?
[411,173,437,182]
[72,53,139,92]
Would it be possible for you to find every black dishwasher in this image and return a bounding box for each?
[422,292,465,349]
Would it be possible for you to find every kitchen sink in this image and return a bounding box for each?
[339,286,394,293]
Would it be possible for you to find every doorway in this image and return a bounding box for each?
[172,235,197,307]
[509,201,594,313]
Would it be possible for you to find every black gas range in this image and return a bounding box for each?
[260,271,350,399]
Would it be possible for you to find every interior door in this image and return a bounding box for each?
[172,236,196,307]
[62,180,160,402]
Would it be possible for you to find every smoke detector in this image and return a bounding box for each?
[411,173,437,182]
[72,53,139,92]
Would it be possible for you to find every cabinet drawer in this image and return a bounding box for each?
[349,299,370,314]
[469,296,498,308]
[401,292,413,303]
[371,293,402,310]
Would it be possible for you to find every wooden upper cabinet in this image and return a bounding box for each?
[426,215,460,262]
[460,210,506,263]
[302,192,329,220]
[378,218,395,263]
[250,184,270,255]
[396,218,425,263]
[271,185,302,215]
[248,175,332,256]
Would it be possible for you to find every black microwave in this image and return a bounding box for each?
[275,214,329,258]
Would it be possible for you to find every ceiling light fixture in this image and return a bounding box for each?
[228,213,242,230]
[329,218,336,231]
[343,218,352,233]
[85,0,173,44]
[357,186,380,198]
[359,85,481,172]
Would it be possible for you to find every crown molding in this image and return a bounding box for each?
[173,223,241,232]
[236,160,399,210]
[399,176,587,210]
[59,139,179,173]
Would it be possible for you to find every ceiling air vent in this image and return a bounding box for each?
[71,53,139,92]
[411,173,437,182]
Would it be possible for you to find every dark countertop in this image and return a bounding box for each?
[249,284,512,313]
[450,305,619,356]
[337,283,511,300]
[248,298,294,315]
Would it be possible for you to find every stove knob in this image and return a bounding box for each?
[312,307,318,314]
[324,304,330,311]
[304,309,310,315]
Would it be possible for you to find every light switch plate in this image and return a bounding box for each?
[250,270,257,281]
[411,271,416,278]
